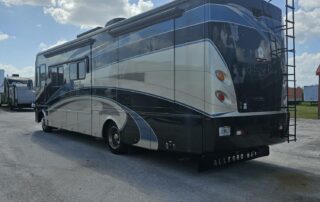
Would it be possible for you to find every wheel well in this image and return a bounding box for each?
[40,112,44,121]
[36,111,44,123]
[102,120,117,139]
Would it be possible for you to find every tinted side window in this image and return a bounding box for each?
[78,61,86,80]
[58,67,64,85]
[69,63,77,80]
[69,60,87,80]
[50,67,58,86]
[40,64,46,87]
[36,66,41,87]
[50,66,64,86]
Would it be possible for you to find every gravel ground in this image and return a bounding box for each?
[0,108,319,202]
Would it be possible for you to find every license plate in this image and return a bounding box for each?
[219,126,231,137]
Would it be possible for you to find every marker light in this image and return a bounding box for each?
[279,125,284,131]
[216,70,225,81]
[236,130,244,136]
[215,91,226,103]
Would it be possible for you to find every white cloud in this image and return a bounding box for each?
[286,0,320,44]
[43,0,154,29]
[1,0,154,29]
[0,64,34,79]
[0,32,15,41]
[0,32,10,41]
[39,39,68,51]
[0,0,51,6]
[298,0,320,11]
[294,52,320,87]
[293,8,320,44]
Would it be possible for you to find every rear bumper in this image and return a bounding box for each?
[203,112,288,153]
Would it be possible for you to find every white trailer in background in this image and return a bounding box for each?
[1,75,35,110]
[304,85,319,102]
[0,69,4,105]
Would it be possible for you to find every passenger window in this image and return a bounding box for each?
[49,66,64,87]
[50,67,58,86]
[69,63,78,80]
[36,66,41,87]
[40,64,46,87]
[58,67,64,85]
[78,61,86,80]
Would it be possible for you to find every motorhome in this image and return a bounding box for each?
[35,0,296,168]
[0,69,4,105]
[1,75,35,110]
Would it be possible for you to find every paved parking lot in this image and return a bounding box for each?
[0,108,320,202]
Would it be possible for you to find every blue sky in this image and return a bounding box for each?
[0,0,319,87]
[0,0,171,70]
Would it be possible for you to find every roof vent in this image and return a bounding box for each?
[105,18,126,27]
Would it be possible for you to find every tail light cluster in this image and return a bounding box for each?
[215,70,225,82]
[215,70,228,103]
[215,91,226,103]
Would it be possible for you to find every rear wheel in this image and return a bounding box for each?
[42,117,53,133]
[106,124,128,154]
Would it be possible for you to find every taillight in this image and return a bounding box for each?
[215,70,225,82]
[215,91,226,103]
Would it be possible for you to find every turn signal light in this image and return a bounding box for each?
[216,70,225,81]
[215,91,226,102]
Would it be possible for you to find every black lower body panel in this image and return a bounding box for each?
[203,113,288,153]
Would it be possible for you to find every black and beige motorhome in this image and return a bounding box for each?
[35,0,296,169]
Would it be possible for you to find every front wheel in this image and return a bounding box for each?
[106,124,128,155]
[42,118,53,133]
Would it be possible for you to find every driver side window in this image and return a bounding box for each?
[36,64,46,87]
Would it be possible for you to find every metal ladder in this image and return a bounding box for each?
[267,0,297,142]
[284,0,297,142]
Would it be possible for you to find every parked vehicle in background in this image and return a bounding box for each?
[1,75,35,110]
[304,85,319,103]
[288,87,303,103]
[0,69,4,105]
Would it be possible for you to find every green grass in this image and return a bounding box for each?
[290,102,319,119]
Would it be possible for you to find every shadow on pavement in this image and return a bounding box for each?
[0,106,34,112]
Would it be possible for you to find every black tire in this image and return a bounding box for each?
[106,124,128,155]
[42,118,53,133]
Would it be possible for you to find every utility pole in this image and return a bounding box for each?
[316,65,320,119]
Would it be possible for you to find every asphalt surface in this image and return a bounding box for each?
[0,108,320,202]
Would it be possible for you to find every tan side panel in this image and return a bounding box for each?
[204,41,237,115]
[93,63,118,88]
[119,49,174,101]
[175,42,205,112]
